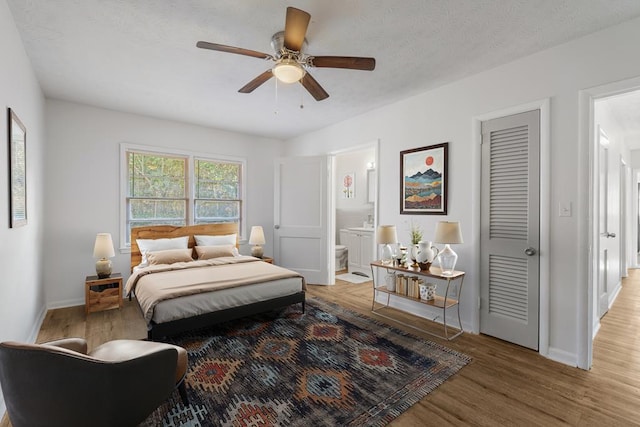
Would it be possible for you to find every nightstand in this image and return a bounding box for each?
[85,273,123,316]
[261,257,274,264]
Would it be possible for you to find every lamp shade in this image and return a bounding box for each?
[376,225,398,245]
[249,226,266,245]
[93,233,115,259]
[434,221,463,244]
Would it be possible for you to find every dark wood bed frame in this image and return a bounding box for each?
[130,224,305,340]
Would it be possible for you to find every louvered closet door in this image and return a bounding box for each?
[480,110,540,350]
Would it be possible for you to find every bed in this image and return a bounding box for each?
[126,223,306,340]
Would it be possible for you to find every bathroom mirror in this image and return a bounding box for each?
[367,169,376,203]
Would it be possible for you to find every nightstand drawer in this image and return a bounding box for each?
[85,274,123,315]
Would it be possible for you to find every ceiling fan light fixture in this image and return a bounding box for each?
[273,58,305,83]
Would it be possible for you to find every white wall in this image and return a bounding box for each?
[0,0,46,415]
[44,99,284,307]
[631,150,640,169]
[284,17,640,366]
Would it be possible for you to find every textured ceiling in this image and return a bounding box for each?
[7,0,640,140]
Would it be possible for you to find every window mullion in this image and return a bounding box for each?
[187,156,195,225]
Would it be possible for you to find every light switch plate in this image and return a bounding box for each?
[559,202,572,217]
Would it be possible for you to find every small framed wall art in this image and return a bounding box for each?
[400,142,448,215]
[342,172,355,198]
[8,108,27,227]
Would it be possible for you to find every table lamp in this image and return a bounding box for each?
[376,225,397,265]
[434,221,463,275]
[249,226,266,258]
[93,233,115,278]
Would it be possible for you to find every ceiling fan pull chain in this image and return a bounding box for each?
[274,76,279,115]
[300,83,304,109]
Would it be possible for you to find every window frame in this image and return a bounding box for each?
[193,157,243,225]
[119,143,247,252]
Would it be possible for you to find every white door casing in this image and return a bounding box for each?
[620,160,627,278]
[620,161,628,277]
[274,156,329,284]
[480,110,540,350]
[597,127,610,318]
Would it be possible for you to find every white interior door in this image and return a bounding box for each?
[274,156,329,284]
[480,109,540,350]
[597,127,615,318]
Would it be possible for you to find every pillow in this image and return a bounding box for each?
[136,236,189,267]
[194,234,237,247]
[195,245,238,260]
[147,248,194,265]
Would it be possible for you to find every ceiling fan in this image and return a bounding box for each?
[196,6,376,101]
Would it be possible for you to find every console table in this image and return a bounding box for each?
[370,261,465,340]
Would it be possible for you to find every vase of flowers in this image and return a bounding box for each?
[409,221,422,268]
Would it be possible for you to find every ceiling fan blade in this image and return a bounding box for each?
[284,7,310,52]
[311,56,376,71]
[300,73,329,101]
[196,41,273,60]
[238,70,273,93]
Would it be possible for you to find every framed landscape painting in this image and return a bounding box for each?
[8,108,27,227]
[400,143,448,215]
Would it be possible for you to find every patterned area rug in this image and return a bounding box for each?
[143,297,470,426]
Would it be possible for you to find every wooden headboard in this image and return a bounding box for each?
[130,223,239,272]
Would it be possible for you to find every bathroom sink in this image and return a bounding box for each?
[348,227,374,232]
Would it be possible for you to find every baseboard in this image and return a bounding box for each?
[28,304,47,343]
[47,298,84,310]
[547,346,578,367]
[608,281,622,307]
[592,320,601,339]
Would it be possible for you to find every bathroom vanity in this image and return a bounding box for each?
[346,227,375,276]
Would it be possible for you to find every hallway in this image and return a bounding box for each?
[591,267,640,395]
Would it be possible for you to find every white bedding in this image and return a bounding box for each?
[151,276,302,323]
[127,256,305,324]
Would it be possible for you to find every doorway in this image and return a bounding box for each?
[582,81,640,369]
[330,142,379,285]
[472,99,550,355]
[479,109,541,350]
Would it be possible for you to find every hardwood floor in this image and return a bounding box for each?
[3,271,640,426]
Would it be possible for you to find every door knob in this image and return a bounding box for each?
[274,225,280,229]
[607,232,616,238]
[524,247,536,256]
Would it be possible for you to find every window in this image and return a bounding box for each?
[194,159,241,224]
[121,144,245,248]
[127,151,188,232]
